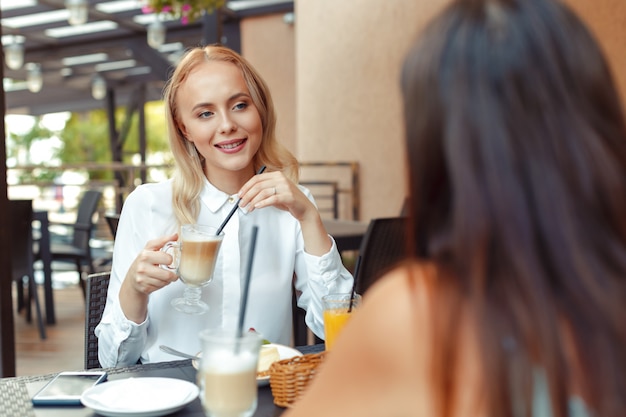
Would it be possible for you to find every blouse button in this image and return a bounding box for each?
[228,196,236,204]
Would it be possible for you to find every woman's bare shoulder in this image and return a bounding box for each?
[363,262,429,337]
[367,261,430,292]
[347,261,436,413]
[283,261,436,417]
[363,261,434,325]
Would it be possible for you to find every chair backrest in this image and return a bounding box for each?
[9,200,35,281]
[355,217,409,295]
[85,271,110,369]
[72,190,103,251]
[105,213,120,238]
[300,181,339,219]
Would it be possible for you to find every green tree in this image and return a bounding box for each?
[58,110,112,180]
[7,116,54,162]
[122,101,172,165]
[7,102,172,184]
[7,116,57,182]
[144,101,171,159]
[58,102,172,181]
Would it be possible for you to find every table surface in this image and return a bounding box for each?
[321,218,368,253]
[0,344,324,417]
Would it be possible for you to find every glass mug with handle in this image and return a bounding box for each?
[161,224,224,315]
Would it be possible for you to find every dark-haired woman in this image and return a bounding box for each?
[286,0,626,416]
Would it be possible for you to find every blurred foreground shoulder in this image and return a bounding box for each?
[365,260,433,310]
[360,261,434,352]
[284,261,435,417]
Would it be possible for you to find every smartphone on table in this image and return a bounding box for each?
[31,371,108,406]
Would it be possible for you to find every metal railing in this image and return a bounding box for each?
[8,161,360,231]
[299,161,360,220]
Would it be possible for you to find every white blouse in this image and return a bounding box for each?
[95,178,353,367]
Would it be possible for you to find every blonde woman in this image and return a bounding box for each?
[96,45,353,367]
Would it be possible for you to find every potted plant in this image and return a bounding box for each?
[143,0,226,24]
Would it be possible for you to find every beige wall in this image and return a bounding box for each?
[295,0,448,221]
[240,0,626,222]
[240,14,297,153]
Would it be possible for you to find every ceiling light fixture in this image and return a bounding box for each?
[91,74,107,100]
[283,12,295,25]
[147,18,166,49]
[5,37,24,70]
[66,0,89,26]
[26,63,43,93]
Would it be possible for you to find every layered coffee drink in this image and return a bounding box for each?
[179,238,221,286]
[163,224,225,314]
[201,354,258,417]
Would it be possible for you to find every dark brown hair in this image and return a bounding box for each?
[401,0,626,415]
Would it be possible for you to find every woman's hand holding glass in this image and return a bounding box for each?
[119,233,179,324]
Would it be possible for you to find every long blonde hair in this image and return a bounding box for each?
[162,44,298,225]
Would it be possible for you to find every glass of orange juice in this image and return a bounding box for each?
[322,293,362,350]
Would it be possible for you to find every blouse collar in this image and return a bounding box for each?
[199,177,239,213]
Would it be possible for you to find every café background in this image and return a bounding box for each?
[1,0,625,378]
[239,0,626,222]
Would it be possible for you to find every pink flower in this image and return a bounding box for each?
[182,4,192,12]
[162,5,172,13]
[141,5,153,13]
[181,15,189,25]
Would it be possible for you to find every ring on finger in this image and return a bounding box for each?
[272,187,277,195]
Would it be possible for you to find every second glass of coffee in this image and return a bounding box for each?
[198,329,263,417]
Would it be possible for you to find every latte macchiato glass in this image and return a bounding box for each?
[198,329,262,417]
[162,224,224,315]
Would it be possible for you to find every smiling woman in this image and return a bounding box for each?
[175,59,263,189]
[94,44,354,368]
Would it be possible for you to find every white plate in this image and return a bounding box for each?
[80,377,199,417]
[257,344,303,386]
[192,343,303,386]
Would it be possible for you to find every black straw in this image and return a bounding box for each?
[348,255,361,312]
[236,225,259,346]
[216,165,266,236]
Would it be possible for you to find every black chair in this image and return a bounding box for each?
[354,217,409,295]
[105,213,120,238]
[10,199,46,340]
[40,189,103,297]
[85,271,110,369]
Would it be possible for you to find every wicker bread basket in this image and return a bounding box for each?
[269,352,326,407]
